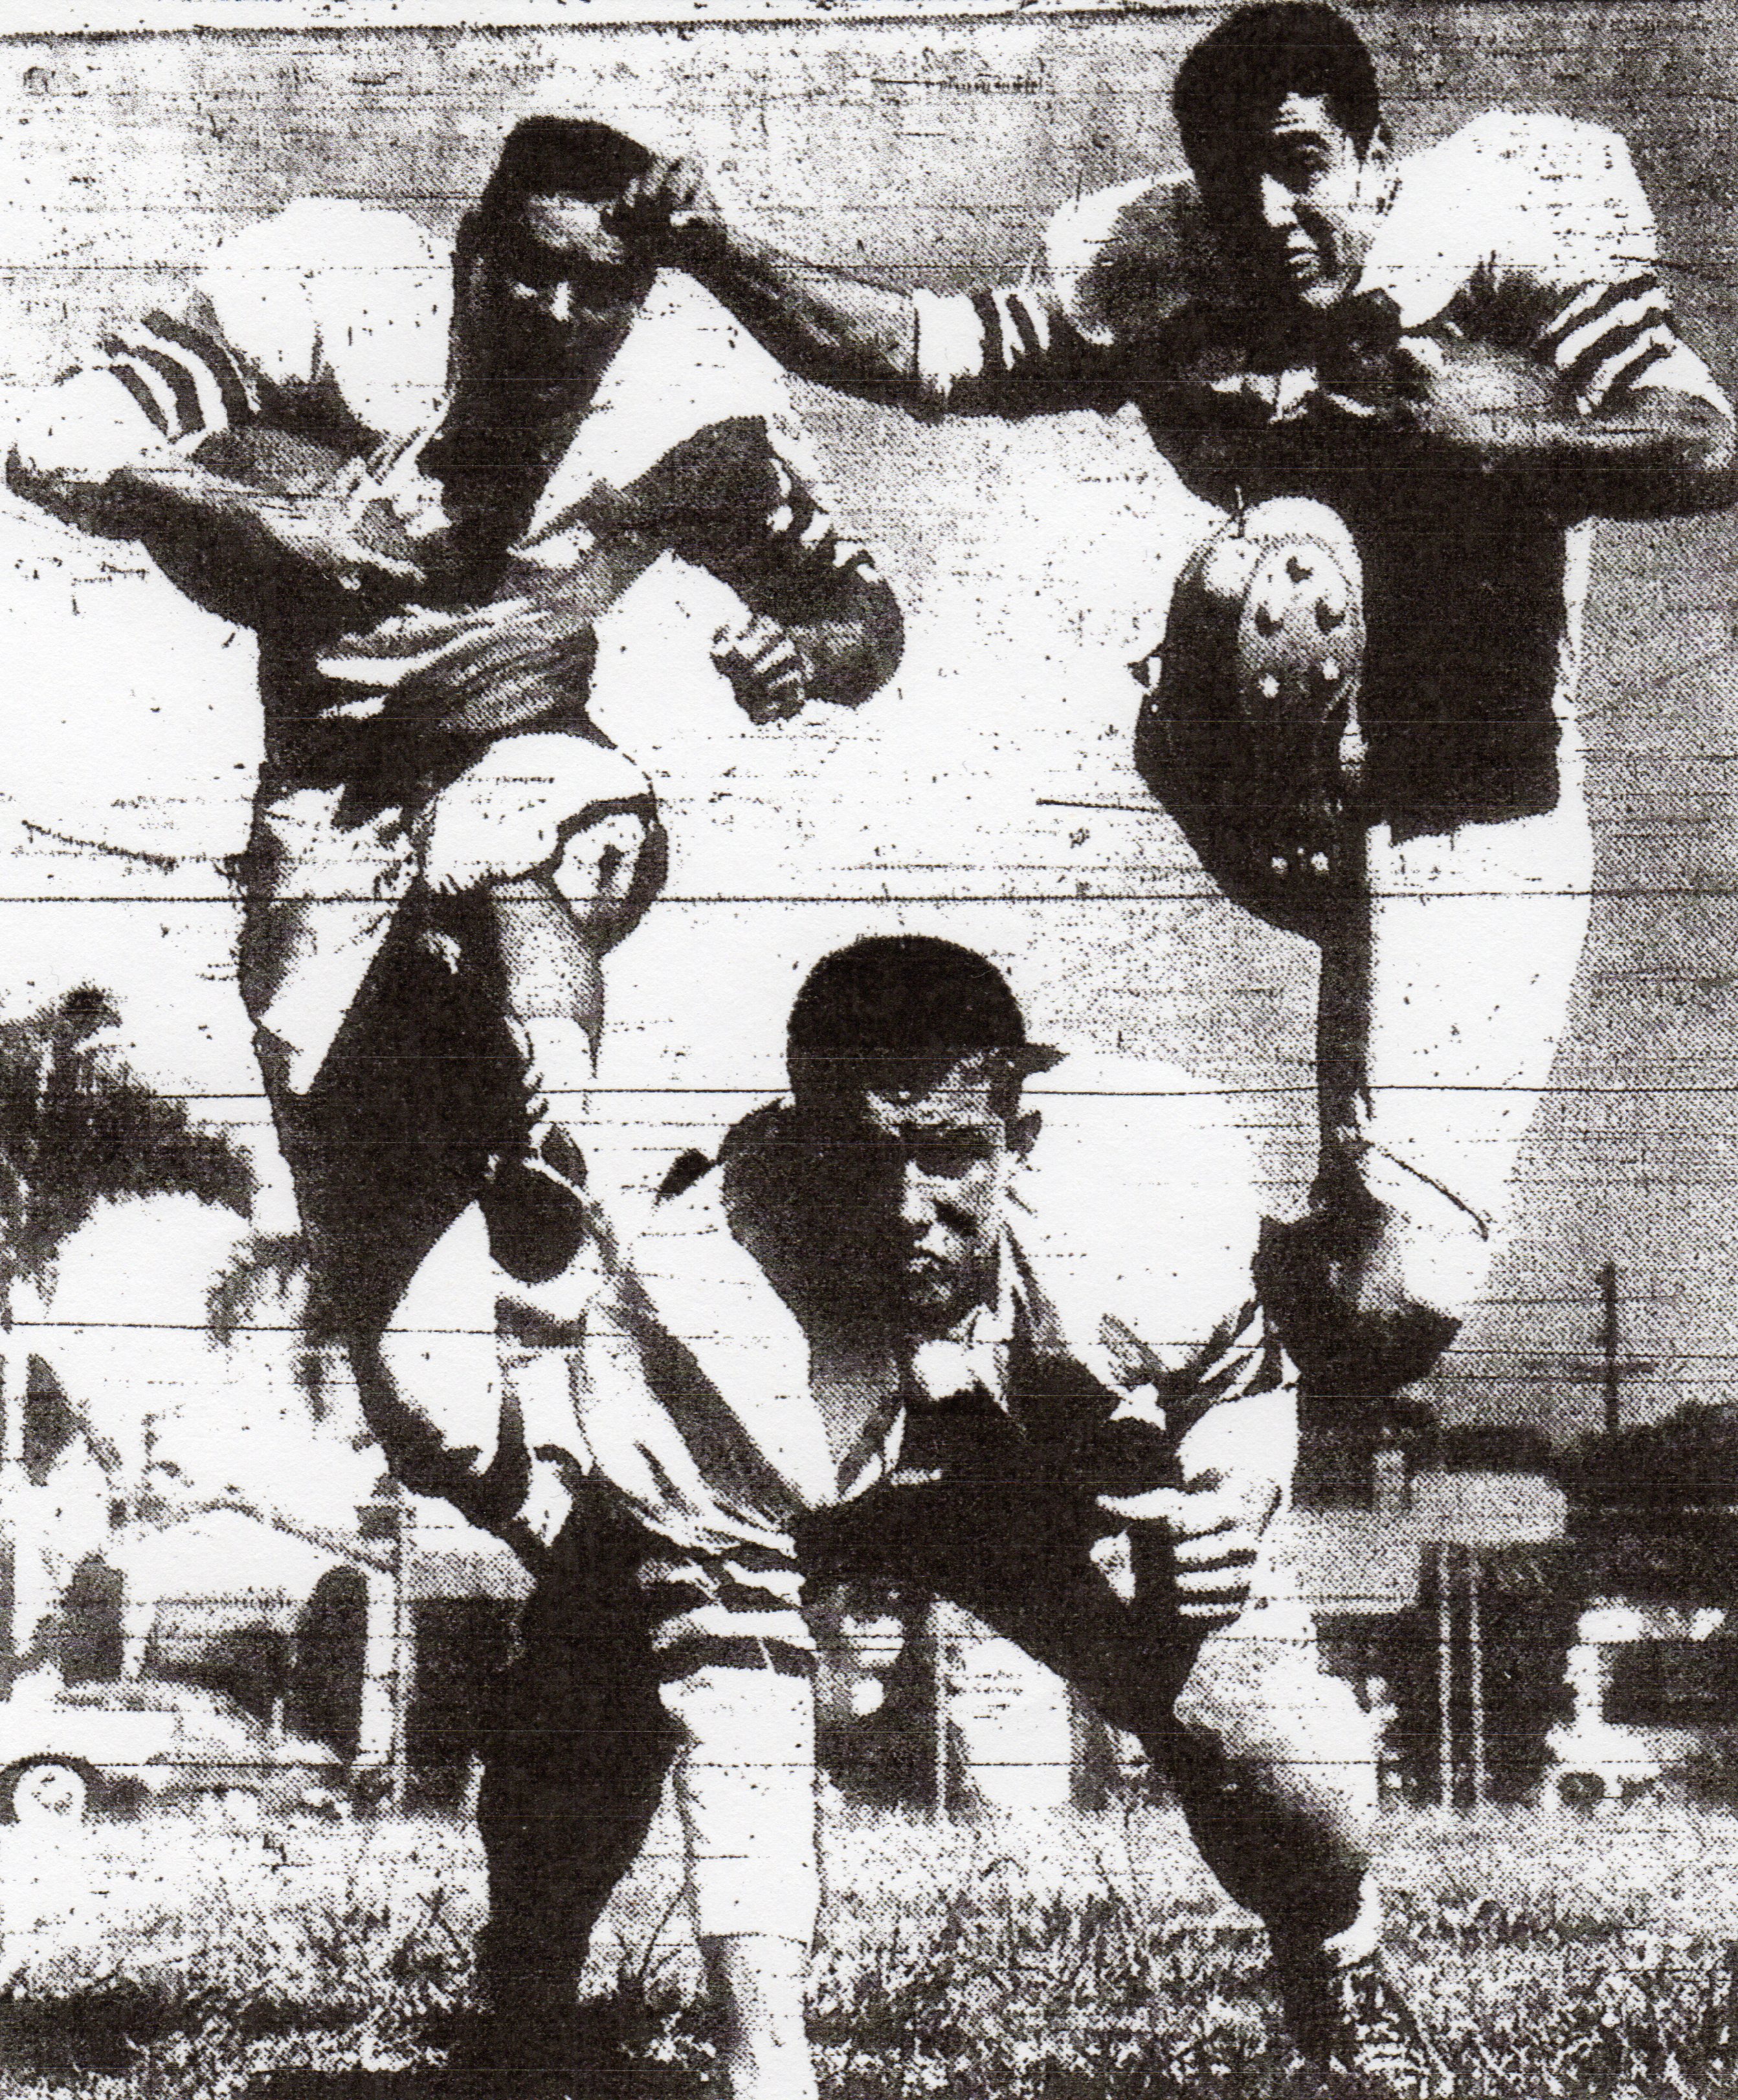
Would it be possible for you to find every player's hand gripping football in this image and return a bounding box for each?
[712,611,810,723]
[240,457,425,599]
[1098,1468,1281,1628]
[608,151,726,262]
[1388,333,1567,459]
[1275,287,1565,472]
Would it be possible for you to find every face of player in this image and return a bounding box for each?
[1201,92,1390,315]
[462,191,653,398]
[803,1056,1032,1340]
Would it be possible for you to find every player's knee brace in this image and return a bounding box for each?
[547,801,669,953]
[1134,496,1367,941]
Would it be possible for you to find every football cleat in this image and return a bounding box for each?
[1135,498,1368,942]
[482,1118,594,1287]
[1276,1947,1454,2096]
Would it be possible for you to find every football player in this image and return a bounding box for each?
[477,938,1420,2095]
[609,4,1735,1453]
[8,117,903,1535]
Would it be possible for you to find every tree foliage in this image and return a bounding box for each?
[1559,1401,1738,1510]
[205,1229,337,1421]
[0,986,252,1305]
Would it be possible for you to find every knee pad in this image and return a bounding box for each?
[414,731,654,896]
[1256,1201,1462,1400]
[548,801,669,954]
[1135,498,1366,940]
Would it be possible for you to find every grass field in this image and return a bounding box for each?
[5,1796,1738,2097]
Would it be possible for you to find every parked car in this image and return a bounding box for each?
[0,1670,345,1824]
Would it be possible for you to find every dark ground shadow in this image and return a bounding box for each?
[0,1982,315,2074]
[246,2001,711,2100]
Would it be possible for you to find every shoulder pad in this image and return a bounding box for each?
[1378,111,1653,318]
[198,199,451,436]
[1039,173,1199,346]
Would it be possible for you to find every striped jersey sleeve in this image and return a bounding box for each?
[910,175,1188,417]
[1533,270,1723,415]
[93,302,263,446]
[637,1536,814,1688]
[911,280,1092,415]
[9,287,274,490]
[1481,114,1731,418]
[24,200,449,481]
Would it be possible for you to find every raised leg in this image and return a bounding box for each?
[465,793,668,1286]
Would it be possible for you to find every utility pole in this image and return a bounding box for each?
[1526,1261,1653,1436]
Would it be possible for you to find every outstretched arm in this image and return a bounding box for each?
[614,157,919,406]
[1391,345,1737,521]
[614,153,1126,422]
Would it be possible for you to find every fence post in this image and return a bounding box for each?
[1467,1549,1486,1814]
[1436,1542,1454,1814]
[930,1599,951,1820]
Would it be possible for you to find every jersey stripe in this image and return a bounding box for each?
[1555,295,1672,390]
[641,1565,800,1620]
[1583,330,1677,406]
[653,1633,813,1683]
[100,333,206,440]
[102,358,174,436]
[1538,273,1660,356]
[97,311,263,445]
[1561,309,1662,389]
[968,289,1011,371]
[638,1529,814,1688]
[142,308,254,430]
[1005,288,1051,365]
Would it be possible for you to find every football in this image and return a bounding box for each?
[1394,331,1568,419]
[194,423,353,496]
[137,423,421,626]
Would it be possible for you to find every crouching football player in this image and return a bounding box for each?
[471,940,1441,2094]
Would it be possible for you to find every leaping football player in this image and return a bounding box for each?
[610,2,1735,1461]
[7,117,904,1540]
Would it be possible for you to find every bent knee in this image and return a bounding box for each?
[416,731,656,896]
[546,802,668,951]
[1176,1620,1379,1849]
